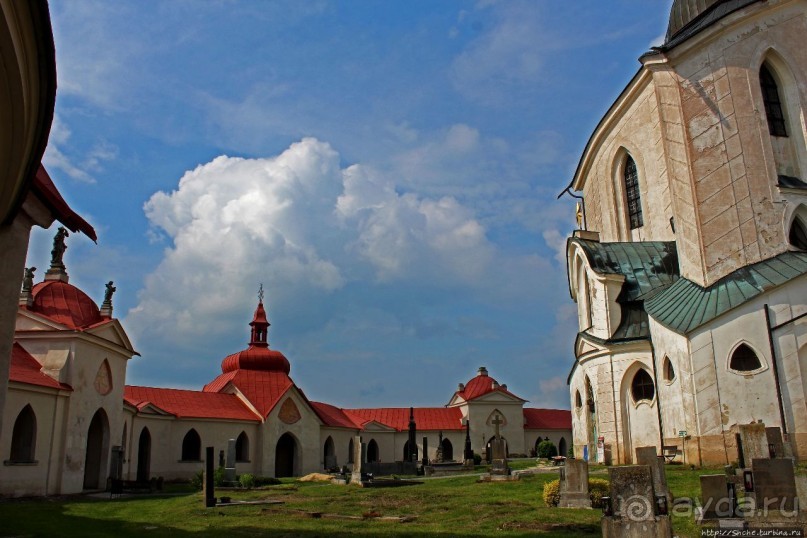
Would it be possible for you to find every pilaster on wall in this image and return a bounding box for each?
[649,63,709,287]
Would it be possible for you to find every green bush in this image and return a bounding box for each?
[190,470,204,491]
[543,477,610,508]
[214,466,226,487]
[239,473,255,489]
[537,440,558,459]
[472,453,482,465]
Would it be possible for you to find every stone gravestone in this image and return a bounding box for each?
[110,446,124,481]
[489,414,510,476]
[350,436,363,485]
[765,427,784,459]
[225,438,237,484]
[422,437,429,466]
[559,459,591,508]
[738,423,770,465]
[601,465,672,538]
[700,474,734,519]
[635,446,671,507]
[463,421,474,467]
[751,458,798,512]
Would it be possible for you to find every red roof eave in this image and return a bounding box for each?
[32,166,97,242]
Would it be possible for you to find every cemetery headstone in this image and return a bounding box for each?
[765,427,784,459]
[489,414,510,476]
[739,423,769,464]
[463,421,474,465]
[700,474,734,519]
[751,458,798,513]
[635,446,671,506]
[422,437,429,466]
[601,465,672,538]
[559,458,591,508]
[225,438,236,484]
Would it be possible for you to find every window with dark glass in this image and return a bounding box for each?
[9,405,36,462]
[730,344,762,372]
[236,431,249,462]
[575,390,582,409]
[624,156,643,229]
[181,429,201,461]
[663,357,676,382]
[631,369,655,402]
[760,64,788,137]
[790,217,807,251]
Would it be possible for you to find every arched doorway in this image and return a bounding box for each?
[441,438,453,461]
[620,364,658,464]
[137,428,151,482]
[323,436,336,469]
[236,431,249,462]
[275,433,298,477]
[367,439,379,462]
[558,437,568,458]
[485,436,508,463]
[83,409,110,490]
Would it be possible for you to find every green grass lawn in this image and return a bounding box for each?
[0,465,756,537]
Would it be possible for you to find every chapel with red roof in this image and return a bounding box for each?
[2,231,570,496]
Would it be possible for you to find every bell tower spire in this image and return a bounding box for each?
[249,284,270,348]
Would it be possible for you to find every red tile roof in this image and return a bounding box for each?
[343,407,464,431]
[523,408,572,430]
[310,402,361,429]
[204,369,293,418]
[124,385,259,421]
[454,372,524,402]
[9,343,71,390]
[32,166,97,242]
[26,280,107,329]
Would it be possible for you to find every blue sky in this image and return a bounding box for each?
[28,0,674,409]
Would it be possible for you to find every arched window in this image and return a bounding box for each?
[790,214,807,251]
[631,369,655,403]
[9,405,36,463]
[761,64,788,137]
[348,438,355,463]
[624,155,643,229]
[663,357,676,382]
[236,431,249,462]
[575,390,582,409]
[730,344,762,372]
[181,429,201,461]
[367,439,379,462]
[585,376,595,413]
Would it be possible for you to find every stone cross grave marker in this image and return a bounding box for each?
[559,459,591,508]
[489,414,509,475]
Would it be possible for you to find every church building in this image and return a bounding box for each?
[564,0,807,465]
[1,232,570,497]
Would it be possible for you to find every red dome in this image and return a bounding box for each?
[221,346,290,374]
[28,280,103,328]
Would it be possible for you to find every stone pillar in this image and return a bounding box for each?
[350,436,363,485]
[204,446,215,507]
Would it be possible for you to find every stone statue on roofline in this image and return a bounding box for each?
[103,281,116,305]
[51,227,68,267]
[22,267,35,293]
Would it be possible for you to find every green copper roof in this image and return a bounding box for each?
[570,239,679,303]
[646,251,807,335]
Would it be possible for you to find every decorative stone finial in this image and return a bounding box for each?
[478,366,488,376]
[45,227,70,282]
[258,283,264,303]
[100,281,116,318]
[19,267,36,307]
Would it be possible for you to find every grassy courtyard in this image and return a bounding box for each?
[0,464,710,537]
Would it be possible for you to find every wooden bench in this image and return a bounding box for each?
[662,445,680,463]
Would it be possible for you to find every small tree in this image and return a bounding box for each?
[537,440,558,459]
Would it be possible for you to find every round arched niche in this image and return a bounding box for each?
[278,398,301,425]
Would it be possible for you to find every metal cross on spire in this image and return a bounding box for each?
[258,283,264,303]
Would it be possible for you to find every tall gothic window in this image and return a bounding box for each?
[631,369,655,403]
[624,156,643,229]
[790,213,807,251]
[10,405,37,462]
[760,64,788,137]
